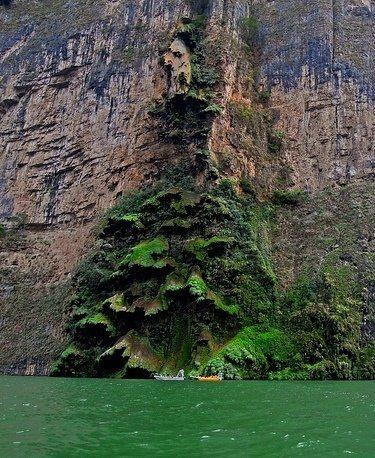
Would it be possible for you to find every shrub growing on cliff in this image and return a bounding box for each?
[268,130,285,154]
[258,89,271,104]
[240,15,261,47]
[272,189,307,205]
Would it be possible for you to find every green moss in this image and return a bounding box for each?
[61,345,81,359]
[186,272,209,302]
[120,238,169,269]
[186,270,208,300]
[56,178,278,376]
[99,333,163,376]
[161,217,195,230]
[272,189,307,205]
[122,333,163,374]
[114,213,144,229]
[104,293,127,313]
[170,191,201,214]
[76,313,116,336]
[206,291,237,314]
[186,270,237,314]
[141,188,180,210]
[185,236,234,261]
[203,326,294,379]
[161,273,185,294]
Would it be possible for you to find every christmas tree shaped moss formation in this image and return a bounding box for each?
[52,177,281,378]
[52,175,375,379]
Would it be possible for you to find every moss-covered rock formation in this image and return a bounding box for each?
[52,174,275,377]
[52,174,374,379]
[148,13,222,149]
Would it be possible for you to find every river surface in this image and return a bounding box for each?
[0,377,374,457]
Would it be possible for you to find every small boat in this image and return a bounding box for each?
[154,369,185,381]
[154,375,185,381]
[198,373,223,382]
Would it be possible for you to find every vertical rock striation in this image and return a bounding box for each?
[256,0,375,190]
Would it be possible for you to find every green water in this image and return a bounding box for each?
[0,377,373,457]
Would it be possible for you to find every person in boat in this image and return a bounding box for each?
[177,369,184,378]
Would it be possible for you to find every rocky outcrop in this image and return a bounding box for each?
[164,37,192,96]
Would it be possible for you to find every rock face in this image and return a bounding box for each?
[0,0,374,375]
[164,37,192,96]
[256,0,375,190]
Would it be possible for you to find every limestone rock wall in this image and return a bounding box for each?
[0,0,374,373]
[0,0,188,229]
[257,0,375,190]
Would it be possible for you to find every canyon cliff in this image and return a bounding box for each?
[0,0,374,378]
